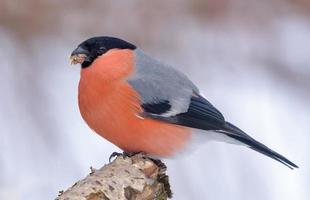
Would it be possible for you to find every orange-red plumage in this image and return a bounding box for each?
[78,49,192,157]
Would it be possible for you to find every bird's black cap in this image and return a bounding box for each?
[71,36,136,68]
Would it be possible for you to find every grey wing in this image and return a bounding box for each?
[128,49,225,128]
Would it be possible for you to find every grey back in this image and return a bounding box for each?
[127,49,199,116]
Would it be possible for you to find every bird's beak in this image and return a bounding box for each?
[70,46,89,65]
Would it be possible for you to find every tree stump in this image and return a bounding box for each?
[56,155,172,200]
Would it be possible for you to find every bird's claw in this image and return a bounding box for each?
[109,152,123,162]
[122,151,143,158]
[149,158,167,172]
[109,151,144,162]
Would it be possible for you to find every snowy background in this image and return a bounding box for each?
[0,1,309,199]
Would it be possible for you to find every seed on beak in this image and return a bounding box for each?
[70,54,87,65]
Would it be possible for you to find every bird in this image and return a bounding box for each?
[70,36,298,169]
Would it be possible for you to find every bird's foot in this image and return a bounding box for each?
[123,151,143,158]
[109,152,122,162]
[109,151,144,162]
[109,152,165,171]
[149,158,167,172]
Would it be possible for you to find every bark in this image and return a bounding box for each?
[56,155,172,200]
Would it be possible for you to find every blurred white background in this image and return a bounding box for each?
[0,1,309,199]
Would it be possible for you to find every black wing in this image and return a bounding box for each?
[142,94,226,130]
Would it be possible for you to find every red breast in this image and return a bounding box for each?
[78,49,192,157]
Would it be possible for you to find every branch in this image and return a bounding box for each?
[56,155,172,200]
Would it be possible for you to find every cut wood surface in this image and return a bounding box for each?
[56,155,171,200]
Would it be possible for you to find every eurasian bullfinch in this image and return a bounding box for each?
[70,36,298,169]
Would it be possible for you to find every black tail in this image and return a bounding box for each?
[219,122,298,169]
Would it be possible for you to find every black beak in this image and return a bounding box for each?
[71,46,89,56]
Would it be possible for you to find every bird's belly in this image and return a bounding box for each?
[78,79,192,157]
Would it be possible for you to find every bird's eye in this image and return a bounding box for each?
[97,46,106,54]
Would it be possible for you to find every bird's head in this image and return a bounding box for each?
[70,36,136,68]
